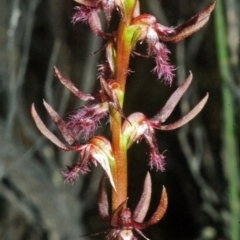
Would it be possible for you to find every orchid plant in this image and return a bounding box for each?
[31,1,216,239]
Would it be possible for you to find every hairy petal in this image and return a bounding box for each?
[150,42,175,84]
[144,128,165,171]
[72,5,98,23]
[67,102,109,140]
[148,147,166,171]
[97,60,114,80]
[62,149,92,184]
[62,162,89,184]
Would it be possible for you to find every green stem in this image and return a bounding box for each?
[111,106,127,211]
[111,7,136,211]
[214,1,239,239]
[115,20,132,92]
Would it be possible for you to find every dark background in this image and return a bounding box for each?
[0,0,239,239]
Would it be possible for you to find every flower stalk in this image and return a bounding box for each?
[112,1,138,210]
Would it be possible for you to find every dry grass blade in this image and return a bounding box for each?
[43,100,76,145]
[146,186,168,226]
[54,67,94,101]
[151,72,192,124]
[159,93,209,131]
[31,104,70,150]
[133,172,152,223]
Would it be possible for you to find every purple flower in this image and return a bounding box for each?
[61,136,116,188]
[72,0,118,25]
[67,102,109,140]
[130,2,216,84]
[149,42,175,85]
[30,67,123,188]
[122,112,166,171]
[48,67,123,141]
[98,172,168,240]
[72,5,99,24]
[122,73,209,171]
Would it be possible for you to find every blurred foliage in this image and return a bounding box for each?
[0,0,239,240]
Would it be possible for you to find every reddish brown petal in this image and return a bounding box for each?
[102,0,115,24]
[100,77,113,99]
[133,172,151,223]
[98,174,110,221]
[121,112,148,149]
[66,102,109,140]
[151,72,192,124]
[159,93,209,130]
[74,0,100,7]
[145,186,168,226]
[131,13,157,26]
[62,163,84,183]
[54,67,94,101]
[99,78,126,118]
[31,104,70,151]
[43,100,77,145]
[159,1,216,43]
[88,136,116,190]
[88,11,106,38]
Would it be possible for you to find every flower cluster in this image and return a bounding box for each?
[32,67,207,185]
[31,67,120,188]
[98,172,167,240]
[73,1,216,84]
